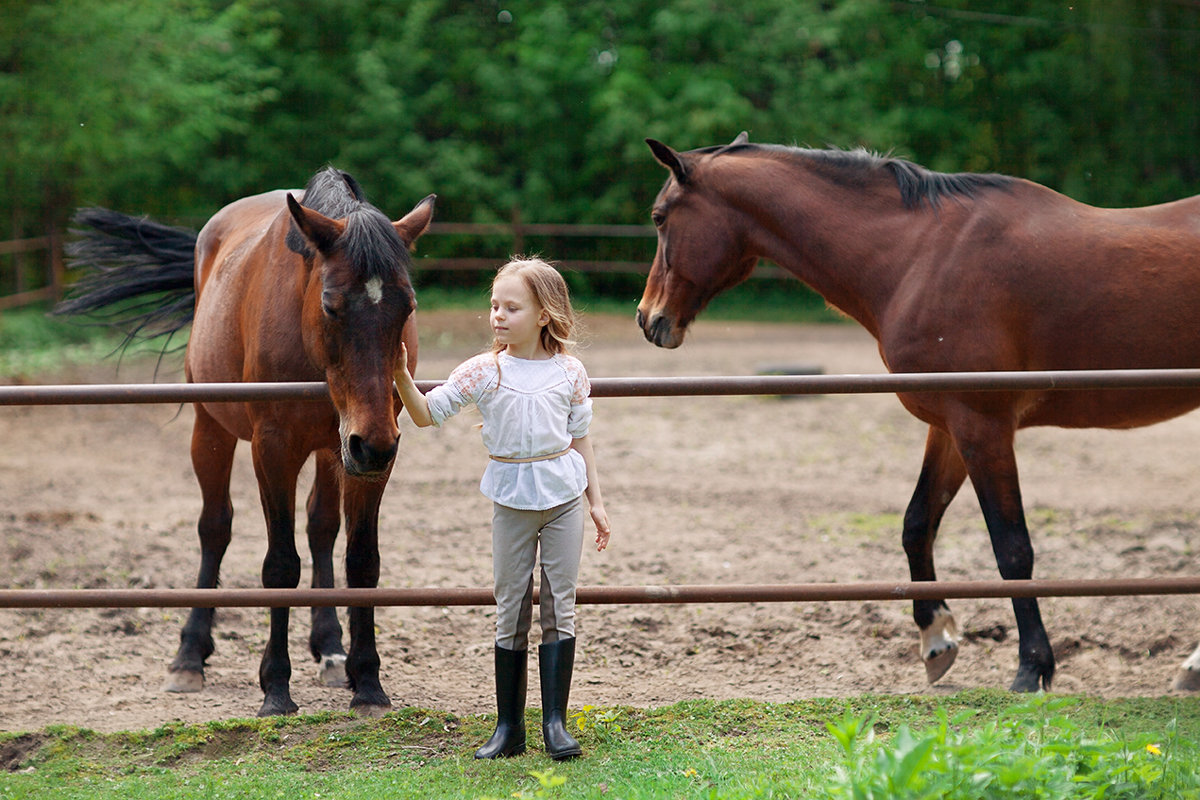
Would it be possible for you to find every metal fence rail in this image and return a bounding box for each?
[5,368,1200,612]
[8,368,1200,406]
[6,577,1200,611]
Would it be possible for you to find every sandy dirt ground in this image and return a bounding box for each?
[3,310,1200,734]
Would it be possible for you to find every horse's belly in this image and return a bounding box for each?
[186,305,256,441]
[1019,388,1200,430]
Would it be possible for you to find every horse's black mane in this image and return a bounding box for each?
[712,142,1015,210]
[288,166,409,279]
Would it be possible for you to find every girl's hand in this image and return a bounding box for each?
[396,343,414,381]
[590,504,611,551]
[393,343,435,427]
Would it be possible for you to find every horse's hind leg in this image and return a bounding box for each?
[307,450,348,688]
[166,405,237,693]
[953,415,1054,692]
[902,427,968,683]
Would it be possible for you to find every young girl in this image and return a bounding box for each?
[395,257,611,761]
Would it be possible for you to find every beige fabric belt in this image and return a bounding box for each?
[489,447,572,464]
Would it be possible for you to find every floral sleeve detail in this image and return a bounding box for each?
[451,353,501,397]
[426,353,497,426]
[562,355,593,438]
[561,355,591,404]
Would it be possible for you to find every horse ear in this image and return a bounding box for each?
[286,193,345,254]
[731,131,749,145]
[646,139,689,185]
[393,194,436,250]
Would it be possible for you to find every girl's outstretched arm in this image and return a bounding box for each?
[570,435,611,551]
[395,343,434,427]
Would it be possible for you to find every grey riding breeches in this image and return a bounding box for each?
[490,496,585,651]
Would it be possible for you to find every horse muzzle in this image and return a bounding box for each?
[636,308,685,349]
[342,432,399,478]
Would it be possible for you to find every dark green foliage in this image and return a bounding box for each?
[3,1,1199,300]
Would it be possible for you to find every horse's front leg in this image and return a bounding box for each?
[307,449,348,688]
[251,435,306,717]
[167,404,238,693]
[341,473,392,715]
[952,414,1054,692]
[902,426,968,683]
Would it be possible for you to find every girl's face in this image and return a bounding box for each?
[490,274,549,357]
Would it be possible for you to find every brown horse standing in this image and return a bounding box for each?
[60,167,434,716]
[637,133,1200,693]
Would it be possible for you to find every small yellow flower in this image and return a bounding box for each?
[683,767,699,778]
[1146,743,1162,756]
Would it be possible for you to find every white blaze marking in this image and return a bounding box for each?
[365,277,383,305]
[1183,644,1200,672]
[920,606,960,660]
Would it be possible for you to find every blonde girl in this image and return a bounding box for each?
[395,257,610,760]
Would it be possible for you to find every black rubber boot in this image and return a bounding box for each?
[539,637,583,760]
[475,645,527,759]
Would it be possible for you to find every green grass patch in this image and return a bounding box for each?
[416,280,842,324]
[1,281,842,379]
[0,303,184,378]
[808,511,905,541]
[4,694,1199,799]
[0,304,120,377]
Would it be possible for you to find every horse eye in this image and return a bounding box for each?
[321,292,340,319]
[651,210,666,228]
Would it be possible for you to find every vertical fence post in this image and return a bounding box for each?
[511,206,524,257]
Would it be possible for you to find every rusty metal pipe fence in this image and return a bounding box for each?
[5,367,1200,610]
[6,577,1200,611]
[8,368,1200,406]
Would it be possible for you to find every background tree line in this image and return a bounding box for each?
[3,0,1199,296]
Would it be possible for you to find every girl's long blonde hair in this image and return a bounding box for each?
[490,256,577,356]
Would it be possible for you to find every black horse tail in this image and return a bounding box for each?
[54,208,198,354]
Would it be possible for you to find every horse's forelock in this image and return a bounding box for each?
[294,168,411,284]
[340,210,410,283]
[300,167,362,219]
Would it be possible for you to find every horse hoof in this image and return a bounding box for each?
[350,702,392,719]
[1008,665,1047,693]
[258,697,300,718]
[1174,667,1200,691]
[318,654,349,688]
[924,642,958,684]
[163,669,204,693]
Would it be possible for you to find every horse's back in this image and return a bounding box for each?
[882,184,1200,432]
[194,190,294,296]
[891,184,1200,363]
[187,189,313,438]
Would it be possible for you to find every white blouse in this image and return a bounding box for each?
[425,351,593,510]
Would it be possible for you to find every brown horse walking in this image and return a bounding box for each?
[59,167,434,716]
[637,133,1200,693]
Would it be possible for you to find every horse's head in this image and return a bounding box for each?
[287,185,435,478]
[636,133,759,349]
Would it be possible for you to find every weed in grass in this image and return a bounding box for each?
[821,694,1200,799]
[571,705,624,744]
[474,767,569,800]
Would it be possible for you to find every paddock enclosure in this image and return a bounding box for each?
[4,310,1200,733]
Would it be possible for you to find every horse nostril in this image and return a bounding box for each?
[346,434,398,474]
[347,434,368,466]
[650,315,670,344]
[645,314,683,349]
[636,308,646,329]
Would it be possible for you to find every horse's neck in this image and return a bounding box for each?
[734,162,920,338]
